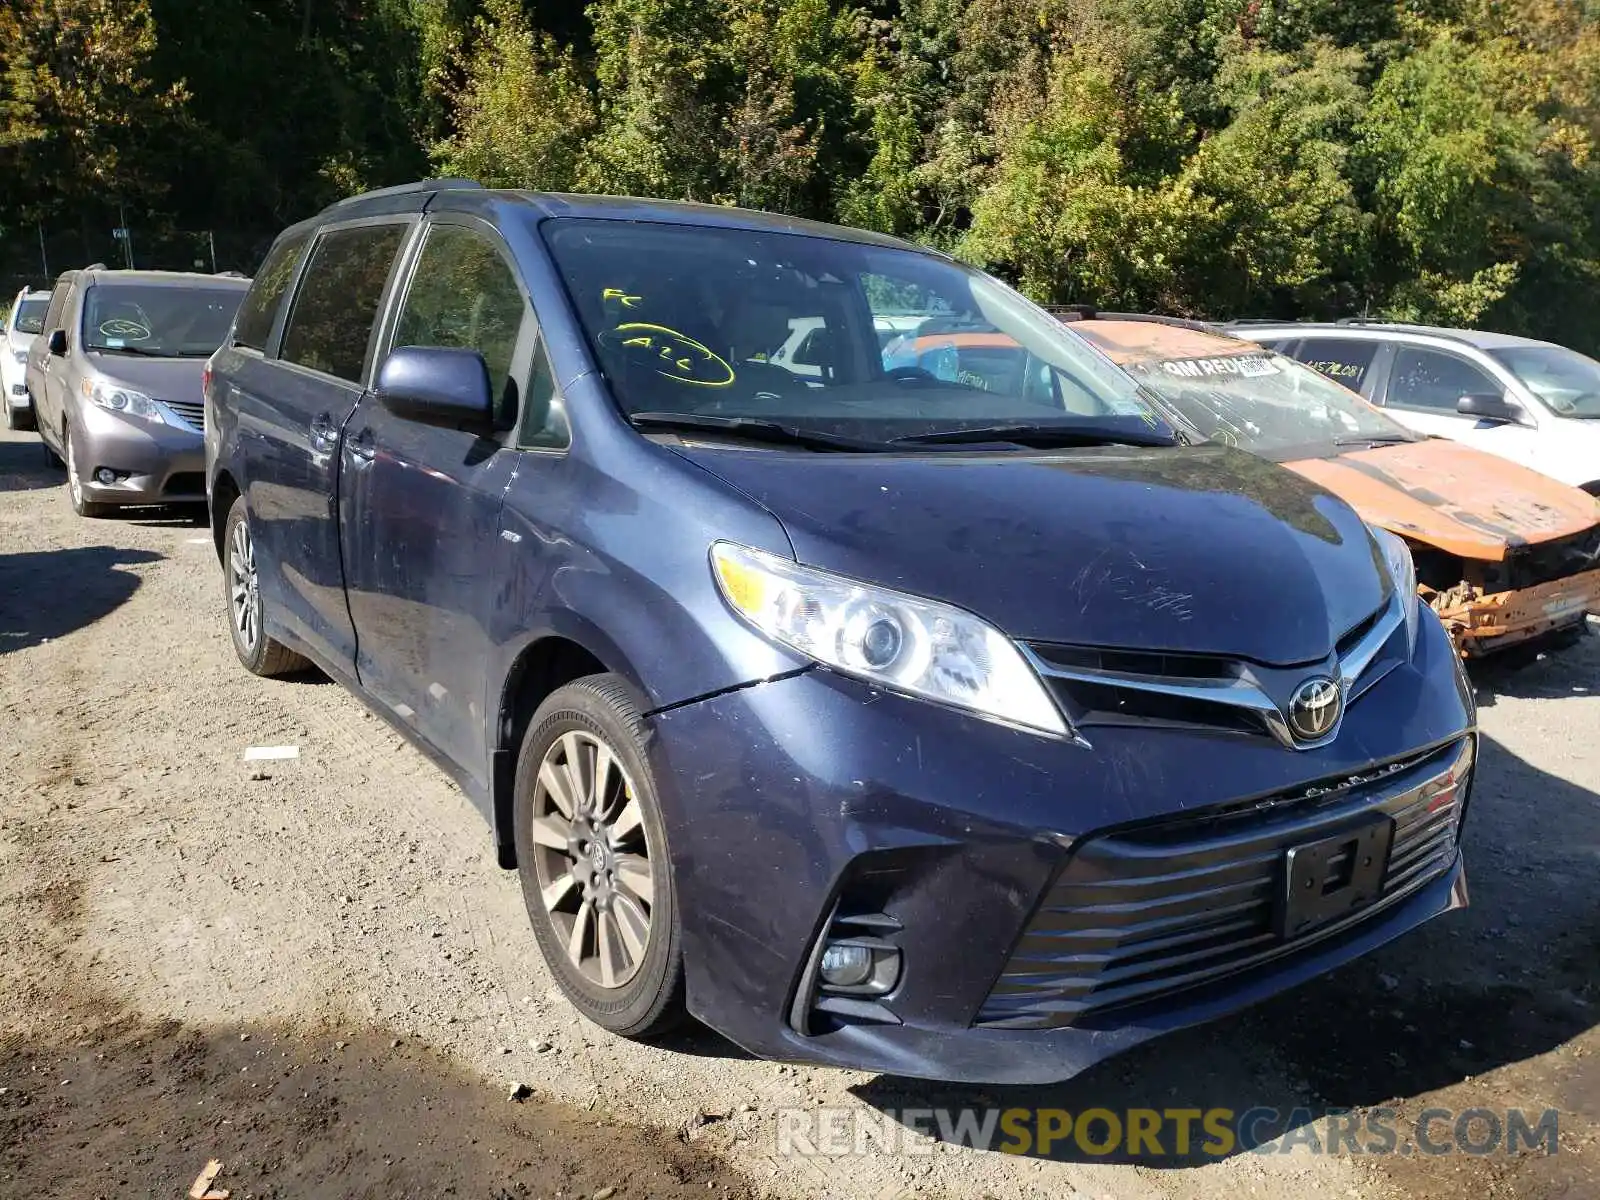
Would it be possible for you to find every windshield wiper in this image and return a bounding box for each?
[1333,433,1415,446]
[628,412,888,452]
[89,344,169,357]
[891,420,1179,449]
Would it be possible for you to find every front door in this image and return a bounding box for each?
[244,219,410,672]
[338,219,536,788]
[1379,344,1546,473]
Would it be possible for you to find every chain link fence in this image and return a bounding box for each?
[1,221,277,304]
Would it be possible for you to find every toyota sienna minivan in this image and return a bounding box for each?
[205,181,1476,1083]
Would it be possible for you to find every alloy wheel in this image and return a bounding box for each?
[228,518,261,654]
[529,730,655,989]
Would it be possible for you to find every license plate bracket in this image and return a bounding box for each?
[1278,817,1394,939]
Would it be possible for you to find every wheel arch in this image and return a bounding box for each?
[490,625,644,870]
[210,469,241,563]
[1579,480,1600,497]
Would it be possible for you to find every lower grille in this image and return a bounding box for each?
[976,739,1472,1029]
[163,472,205,497]
[163,399,205,430]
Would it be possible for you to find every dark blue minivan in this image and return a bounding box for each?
[205,180,1476,1083]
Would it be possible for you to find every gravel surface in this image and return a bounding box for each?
[1,425,1595,1199]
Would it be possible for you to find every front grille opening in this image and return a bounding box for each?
[1336,600,1386,655]
[1048,677,1263,736]
[976,739,1470,1030]
[1030,643,1237,680]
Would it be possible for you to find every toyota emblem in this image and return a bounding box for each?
[1287,676,1342,742]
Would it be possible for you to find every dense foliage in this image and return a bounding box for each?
[2,0,1598,346]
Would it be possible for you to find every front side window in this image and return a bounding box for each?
[81,285,246,357]
[42,280,73,336]
[1386,347,1500,412]
[541,219,1165,446]
[1491,345,1600,418]
[1293,339,1379,391]
[234,232,309,351]
[281,223,407,382]
[12,298,47,335]
[392,224,528,426]
[1122,349,1414,454]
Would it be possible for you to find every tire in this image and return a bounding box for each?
[513,674,685,1039]
[4,396,32,431]
[40,421,63,468]
[64,425,112,518]
[222,495,310,677]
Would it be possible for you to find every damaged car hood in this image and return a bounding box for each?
[1284,438,1600,561]
[673,442,1388,666]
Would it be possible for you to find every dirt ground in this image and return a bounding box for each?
[1,424,1596,1200]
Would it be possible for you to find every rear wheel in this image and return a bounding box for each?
[513,675,685,1038]
[223,495,310,677]
[65,426,111,518]
[3,395,32,431]
[40,420,62,468]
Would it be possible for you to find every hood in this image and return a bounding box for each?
[1284,438,1600,561]
[6,330,36,354]
[84,352,207,407]
[674,442,1387,665]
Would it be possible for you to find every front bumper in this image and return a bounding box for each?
[72,402,206,506]
[646,610,1474,1084]
[1433,566,1600,657]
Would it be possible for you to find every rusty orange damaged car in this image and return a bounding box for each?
[1052,317,1600,657]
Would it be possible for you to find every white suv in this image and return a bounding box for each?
[1229,321,1600,493]
[3,288,50,430]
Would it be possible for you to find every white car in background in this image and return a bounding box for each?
[3,288,50,430]
[1231,321,1600,494]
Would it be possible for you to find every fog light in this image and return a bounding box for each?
[95,468,117,484]
[819,942,874,988]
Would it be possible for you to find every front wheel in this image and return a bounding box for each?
[513,674,685,1038]
[65,426,111,518]
[222,495,310,677]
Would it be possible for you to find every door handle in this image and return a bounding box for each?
[346,427,377,463]
[309,413,336,451]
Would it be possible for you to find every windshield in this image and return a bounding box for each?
[1120,350,1413,453]
[1491,345,1600,417]
[81,285,245,357]
[12,298,47,335]
[541,219,1168,445]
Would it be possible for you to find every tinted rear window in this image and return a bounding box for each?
[233,233,308,351]
[12,298,47,334]
[280,223,407,382]
[1293,339,1379,389]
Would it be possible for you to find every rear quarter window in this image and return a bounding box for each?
[233,232,310,351]
[280,223,408,382]
[1293,338,1379,391]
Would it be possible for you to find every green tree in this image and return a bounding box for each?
[0,0,187,220]
[432,0,595,190]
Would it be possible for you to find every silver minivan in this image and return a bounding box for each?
[25,269,249,516]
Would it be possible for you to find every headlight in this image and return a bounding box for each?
[84,379,165,422]
[710,541,1068,736]
[11,349,26,364]
[1370,524,1419,653]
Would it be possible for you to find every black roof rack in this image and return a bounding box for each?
[331,178,482,208]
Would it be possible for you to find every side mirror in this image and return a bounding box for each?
[47,329,67,356]
[374,346,496,435]
[1456,392,1525,425]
